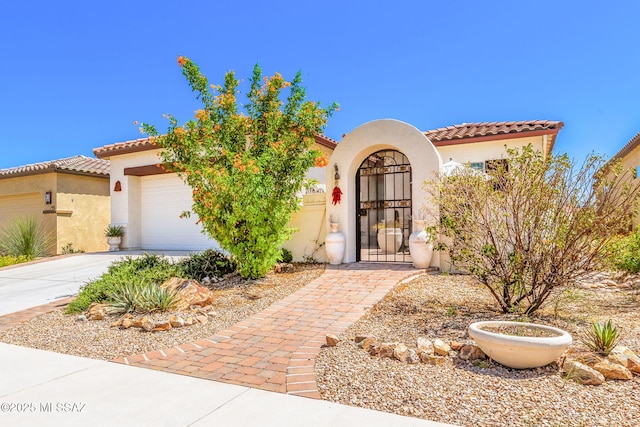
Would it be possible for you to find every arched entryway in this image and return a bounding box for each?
[356,150,412,262]
[326,119,442,266]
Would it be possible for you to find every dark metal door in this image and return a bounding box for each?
[356,150,412,262]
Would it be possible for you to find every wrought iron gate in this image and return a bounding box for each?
[356,150,412,262]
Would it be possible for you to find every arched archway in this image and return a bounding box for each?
[356,149,412,262]
[327,119,442,265]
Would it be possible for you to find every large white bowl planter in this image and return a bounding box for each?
[468,321,572,369]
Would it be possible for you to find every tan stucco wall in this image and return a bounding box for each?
[0,173,58,254]
[0,172,110,254]
[611,144,640,227]
[435,135,546,165]
[283,193,328,262]
[56,173,110,253]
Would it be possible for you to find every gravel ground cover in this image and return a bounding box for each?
[0,264,324,360]
[2,264,639,426]
[315,274,640,427]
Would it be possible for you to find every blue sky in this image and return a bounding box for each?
[1,0,639,169]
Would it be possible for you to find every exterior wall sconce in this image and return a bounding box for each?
[114,181,122,192]
[45,191,52,204]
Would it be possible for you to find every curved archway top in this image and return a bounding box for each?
[331,119,443,174]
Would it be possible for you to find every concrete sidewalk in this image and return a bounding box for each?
[0,343,451,427]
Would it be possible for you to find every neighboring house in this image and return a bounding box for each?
[94,119,563,267]
[605,130,640,227]
[0,156,111,254]
[93,136,337,251]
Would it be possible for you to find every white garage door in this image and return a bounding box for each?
[140,174,218,250]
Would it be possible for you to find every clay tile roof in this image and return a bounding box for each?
[93,137,158,158]
[94,134,337,158]
[424,120,564,144]
[610,130,640,161]
[0,155,110,178]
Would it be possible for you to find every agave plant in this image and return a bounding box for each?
[581,319,622,355]
[108,281,178,314]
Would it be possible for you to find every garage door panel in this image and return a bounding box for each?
[0,193,44,225]
[140,175,218,250]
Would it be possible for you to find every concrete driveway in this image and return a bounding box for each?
[0,251,190,316]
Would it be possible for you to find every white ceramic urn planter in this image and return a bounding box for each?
[325,222,345,265]
[468,321,572,369]
[106,236,122,252]
[377,228,403,254]
[408,220,433,268]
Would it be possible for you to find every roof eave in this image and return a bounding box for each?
[429,128,563,147]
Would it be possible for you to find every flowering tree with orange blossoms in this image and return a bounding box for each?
[143,57,336,278]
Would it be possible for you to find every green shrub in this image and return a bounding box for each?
[108,281,179,314]
[61,243,84,254]
[278,248,293,263]
[66,254,180,314]
[582,319,622,355]
[0,254,30,267]
[177,249,235,281]
[607,230,640,273]
[0,216,53,258]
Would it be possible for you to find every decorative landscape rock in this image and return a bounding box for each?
[450,340,463,351]
[563,348,602,366]
[406,349,420,364]
[393,343,409,362]
[367,343,381,356]
[153,321,172,332]
[360,337,377,352]
[169,315,185,328]
[427,355,446,366]
[459,344,487,361]
[195,315,208,324]
[141,317,155,332]
[433,338,451,356]
[379,343,397,358]
[160,277,216,310]
[326,334,339,347]
[610,345,640,373]
[121,318,134,329]
[85,303,109,320]
[563,360,605,386]
[416,337,433,353]
[593,359,633,380]
[354,335,368,344]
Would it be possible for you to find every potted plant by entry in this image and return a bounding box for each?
[105,225,125,252]
[374,220,403,254]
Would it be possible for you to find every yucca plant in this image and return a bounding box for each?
[581,320,622,355]
[0,216,53,258]
[108,281,179,314]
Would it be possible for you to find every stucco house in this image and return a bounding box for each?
[94,119,563,267]
[93,136,337,251]
[0,155,111,254]
[605,130,640,227]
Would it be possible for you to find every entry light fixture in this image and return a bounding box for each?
[45,191,52,204]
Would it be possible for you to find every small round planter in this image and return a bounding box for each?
[377,228,403,254]
[468,321,572,369]
[106,236,122,252]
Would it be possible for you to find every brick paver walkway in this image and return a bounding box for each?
[0,297,74,332]
[113,263,423,398]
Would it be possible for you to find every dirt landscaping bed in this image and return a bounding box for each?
[0,264,324,360]
[316,273,640,427]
